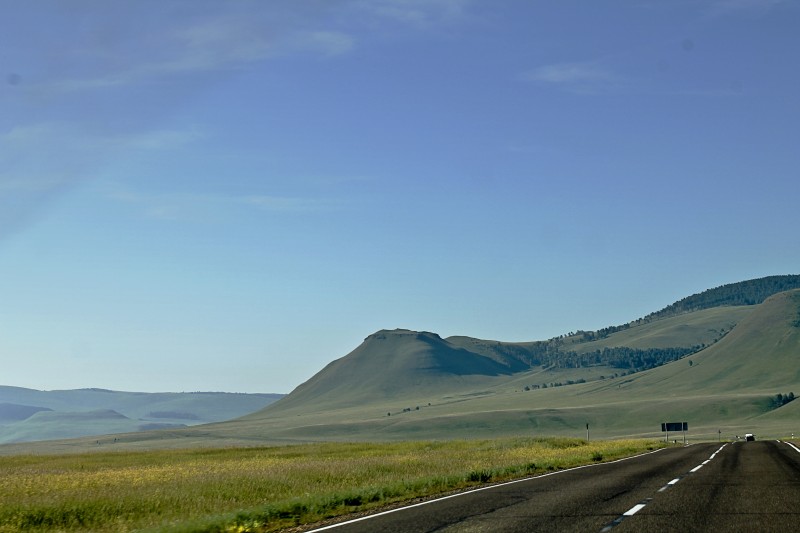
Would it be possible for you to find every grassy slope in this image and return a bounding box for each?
[567,306,752,352]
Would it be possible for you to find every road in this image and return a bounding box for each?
[306,440,800,532]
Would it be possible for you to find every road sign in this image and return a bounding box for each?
[661,422,689,444]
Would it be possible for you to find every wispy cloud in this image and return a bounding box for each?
[522,61,623,94]
[2,122,204,160]
[104,186,343,222]
[352,0,471,28]
[525,62,614,84]
[710,0,787,13]
[287,31,356,57]
[0,123,207,238]
[15,1,477,97]
[239,194,341,213]
[42,16,275,93]
[1,123,97,192]
[117,128,207,151]
[0,124,85,238]
[33,9,358,95]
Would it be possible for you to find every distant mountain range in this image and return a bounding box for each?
[0,388,283,444]
[3,275,799,451]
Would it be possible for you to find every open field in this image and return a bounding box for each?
[0,438,663,532]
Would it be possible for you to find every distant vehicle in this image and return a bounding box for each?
[745,433,755,441]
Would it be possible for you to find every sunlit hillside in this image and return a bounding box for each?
[3,278,799,454]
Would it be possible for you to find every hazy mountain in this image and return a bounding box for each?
[0,403,52,423]
[0,388,284,444]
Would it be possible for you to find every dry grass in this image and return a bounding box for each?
[0,437,663,532]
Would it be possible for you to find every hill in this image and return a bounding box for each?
[0,410,166,444]
[263,303,757,416]
[2,275,798,453]
[231,280,800,442]
[0,403,52,423]
[642,274,800,320]
[0,388,284,444]
[272,329,528,413]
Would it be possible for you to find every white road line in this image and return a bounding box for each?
[623,503,647,516]
[603,443,729,532]
[658,477,682,492]
[784,441,800,454]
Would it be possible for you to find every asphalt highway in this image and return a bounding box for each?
[306,440,800,532]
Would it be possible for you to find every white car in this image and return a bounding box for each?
[745,433,755,441]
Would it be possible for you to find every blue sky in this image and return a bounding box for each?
[2,0,798,393]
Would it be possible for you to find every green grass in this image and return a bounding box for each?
[0,437,662,532]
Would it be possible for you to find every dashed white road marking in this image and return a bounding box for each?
[601,443,728,532]
[658,477,681,492]
[305,448,667,532]
[623,503,647,516]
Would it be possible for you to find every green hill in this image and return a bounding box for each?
[609,289,800,395]
[229,282,800,442]
[2,276,798,453]
[272,329,521,413]
[263,302,760,418]
[642,274,800,320]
